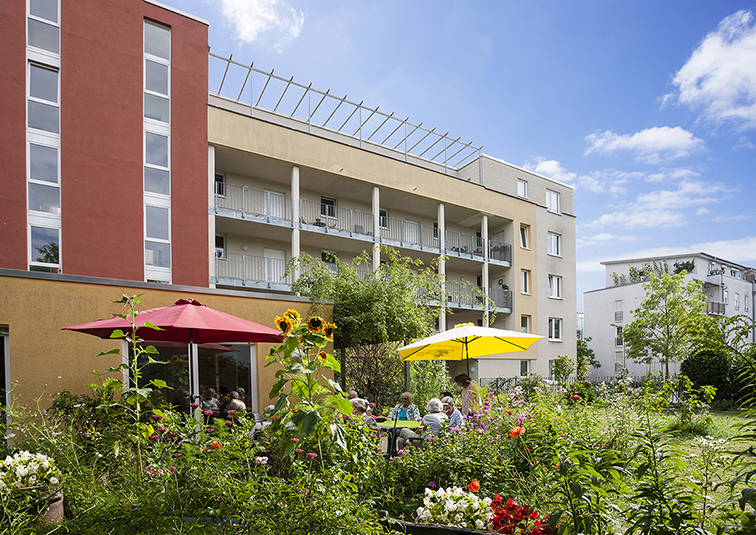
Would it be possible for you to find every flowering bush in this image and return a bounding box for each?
[416,485,493,530]
[0,451,62,493]
[489,495,552,534]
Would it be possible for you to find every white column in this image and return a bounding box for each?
[438,203,446,331]
[291,166,301,280]
[372,186,380,271]
[208,145,216,288]
[482,214,489,326]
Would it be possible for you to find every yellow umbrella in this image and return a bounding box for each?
[398,324,542,366]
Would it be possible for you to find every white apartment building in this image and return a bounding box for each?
[584,252,756,378]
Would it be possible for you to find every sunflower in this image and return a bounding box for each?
[283,309,301,325]
[323,322,337,340]
[306,316,324,333]
[274,315,294,335]
[317,351,328,363]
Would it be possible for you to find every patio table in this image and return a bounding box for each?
[376,419,421,457]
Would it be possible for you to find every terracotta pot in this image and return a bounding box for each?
[40,492,65,525]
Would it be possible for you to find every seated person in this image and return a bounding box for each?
[420,398,448,436]
[442,396,463,429]
[199,388,220,412]
[348,389,372,416]
[349,397,376,426]
[389,392,420,421]
[224,390,246,415]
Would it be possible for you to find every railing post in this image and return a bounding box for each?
[242,254,247,285]
[349,208,353,235]
[242,186,247,217]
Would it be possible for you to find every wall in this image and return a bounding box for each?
[0,272,316,410]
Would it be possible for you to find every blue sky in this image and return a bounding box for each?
[167,0,756,309]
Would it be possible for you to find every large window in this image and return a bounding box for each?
[547,232,561,256]
[27,2,61,274]
[321,196,336,218]
[144,20,171,282]
[548,274,562,298]
[548,318,562,341]
[520,269,530,294]
[517,179,528,198]
[546,190,560,213]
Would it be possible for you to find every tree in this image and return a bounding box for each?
[575,331,600,381]
[623,272,709,380]
[552,353,575,384]
[289,247,448,411]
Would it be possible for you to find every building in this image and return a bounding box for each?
[1,0,576,409]
[583,252,756,378]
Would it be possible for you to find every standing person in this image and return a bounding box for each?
[454,372,481,417]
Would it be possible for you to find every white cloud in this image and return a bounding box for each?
[645,168,700,182]
[220,0,304,50]
[663,11,756,130]
[586,180,724,230]
[525,158,577,184]
[696,207,710,216]
[734,136,756,150]
[584,127,706,164]
[712,213,753,222]
[690,236,756,263]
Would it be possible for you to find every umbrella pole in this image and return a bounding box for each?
[190,343,200,410]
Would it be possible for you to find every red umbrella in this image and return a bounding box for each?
[63,298,284,344]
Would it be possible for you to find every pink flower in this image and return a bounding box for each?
[295,448,304,453]
[148,434,159,441]
[151,414,163,421]
[225,421,234,427]
[206,428,216,433]
[156,427,166,434]
[255,456,268,465]
[172,452,182,458]
[290,438,300,442]
[396,449,406,456]
[226,410,236,415]
[306,452,317,459]
[190,403,199,409]
[203,410,214,416]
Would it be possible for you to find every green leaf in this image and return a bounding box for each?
[110,329,126,339]
[329,393,352,416]
[142,345,160,354]
[291,410,320,437]
[270,376,287,399]
[151,379,169,389]
[143,321,164,331]
[330,422,348,450]
[98,348,122,357]
[273,394,289,412]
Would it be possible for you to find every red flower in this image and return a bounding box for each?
[570,394,581,400]
[509,426,525,438]
[468,479,480,492]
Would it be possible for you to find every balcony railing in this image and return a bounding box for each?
[444,283,512,311]
[215,252,292,287]
[490,287,512,310]
[705,301,726,316]
[214,187,510,263]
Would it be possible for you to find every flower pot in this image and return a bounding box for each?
[15,486,64,525]
[40,492,65,525]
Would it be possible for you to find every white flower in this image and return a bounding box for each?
[476,519,485,529]
[49,477,59,486]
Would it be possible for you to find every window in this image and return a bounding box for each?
[143,20,171,282]
[519,225,529,248]
[517,179,528,198]
[433,221,439,239]
[520,315,530,333]
[548,318,562,341]
[735,293,740,310]
[724,290,729,304]
[520,269,530,294]
[214,173,226,197]
[547,232,561,256]
[379,209,388,229]
[321,196,336,218]
[28,143,60,214]
[746,295,750,312]
[29,225,59,272]
[546,190,560,213]
[615,326,623,347]
[28,0,60,54]
[28,63,59,134]
[321,251,337,264]
[615,300,623,323]
[215,235,226,259]
[548,275,562,298]
[520,360,529,376]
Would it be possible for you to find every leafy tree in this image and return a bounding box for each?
[575,331,600,381]
[289,247,448,411]
[552,353,575,384]
[623,273,709,380]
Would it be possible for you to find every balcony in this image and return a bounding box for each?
[444,282,512,312]
[214,252,292,290]
[705,301,726,316]
[213,187,511,266]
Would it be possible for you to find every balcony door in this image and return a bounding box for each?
[265,190,287,220]
[264,248,286,284]
[404,220,420,245]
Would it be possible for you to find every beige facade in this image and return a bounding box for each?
[207,98,577,383]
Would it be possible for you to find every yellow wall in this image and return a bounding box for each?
[0,274,327,410]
